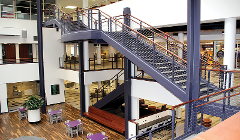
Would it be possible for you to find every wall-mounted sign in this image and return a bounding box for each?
[2,12,14,19]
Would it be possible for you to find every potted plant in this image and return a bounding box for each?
[23,95,45,123]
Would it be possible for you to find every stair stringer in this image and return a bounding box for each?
[100,31,188,102]
[93,83,125,108]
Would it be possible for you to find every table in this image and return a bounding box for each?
[65,120,83,137]
[49,110,62,123]
[86,133,108,140]
[49,110,61,115]
[18,107,26,112]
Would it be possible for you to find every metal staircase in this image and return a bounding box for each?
[42,6,224,103]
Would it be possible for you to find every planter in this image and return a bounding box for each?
[28,108,41,123]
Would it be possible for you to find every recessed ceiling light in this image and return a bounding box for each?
[65,6,77,9]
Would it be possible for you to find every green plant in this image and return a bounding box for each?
[23,95,45,110]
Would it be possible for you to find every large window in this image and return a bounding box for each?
[0,0,55,20]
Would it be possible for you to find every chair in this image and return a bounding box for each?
[51,115,57,124]
[70,125,79,137]
[18,107,27,120]
[78,123,83,134]
[87,133,93,136]
[65,121,71,135]
[48,109,52,121]
[57,111,63,122]
[101,131,105,136]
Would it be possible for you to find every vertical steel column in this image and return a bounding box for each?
[98,10,101,30]
[78,41,86,116]
[152,32,155,67]
[53,5,55,19]
[77,8,80,27]
[91,9,93,29]
[123,7,131,139]
[58,9,59,20]
[48,7,50,20]
[185,0,201,133]
[37,0,46,114]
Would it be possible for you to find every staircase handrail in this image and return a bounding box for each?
[172,84,240,109]
[200,68,240,73]
[99,10,187,68]
[97,69,124,93]
[127,14,223,67]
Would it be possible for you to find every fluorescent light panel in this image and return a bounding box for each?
[65,6,77,9]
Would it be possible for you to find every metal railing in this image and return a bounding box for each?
[89,55,124,70]
[171,84,240,140]
[90,70,124,105]
[127,14,223,69]
[59,56,124,71]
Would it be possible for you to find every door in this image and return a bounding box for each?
[19,44,31,63]
[4,44,16,63]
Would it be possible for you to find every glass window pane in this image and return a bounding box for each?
[0,0,14,18]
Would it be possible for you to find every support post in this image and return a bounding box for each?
[37,0,46,114]
[185,0,201,133]
[79,41,86,116]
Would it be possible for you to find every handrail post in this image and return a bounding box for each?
[200,100,204,131]
[88,9,90,29]
[171,109,176,140]
[68,15,71,32]
[122,57,124,69]
[137,33,139,56]
[207,70,210,101]
[228,72,232,105]
[223,91,226,121]
[91,9,93,29]
[58,9,59,20]
[140,21,142,34]
[49,7,50,20]
[152,32,155,68]
[94,55,96,70]
[98,10,101,30]
[108,18,110,32]
[53,5,55,19]
[77,8,80,27]
[172,55,175,82]
[149,132,152,140]
[112,56,114,69]
[103,57,104,69]
[116,56,118,69]
[167,36,169,54]
[122,24,124,45]
[110,17,112,36]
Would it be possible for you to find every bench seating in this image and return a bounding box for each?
[83,106,125,134]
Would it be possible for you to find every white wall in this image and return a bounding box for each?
[43,28,65,105]
[100,0,240,28]
[58,69,79,83]
[131,79,182,105]
[58,69,122,85]
[84,69,122,85]
[0,83,8,113]
[0,18,37,44]
[0,63,39,84]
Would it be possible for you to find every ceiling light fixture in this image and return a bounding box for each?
[65,6,77,9]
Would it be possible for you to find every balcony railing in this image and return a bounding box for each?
[59,56,124,71]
